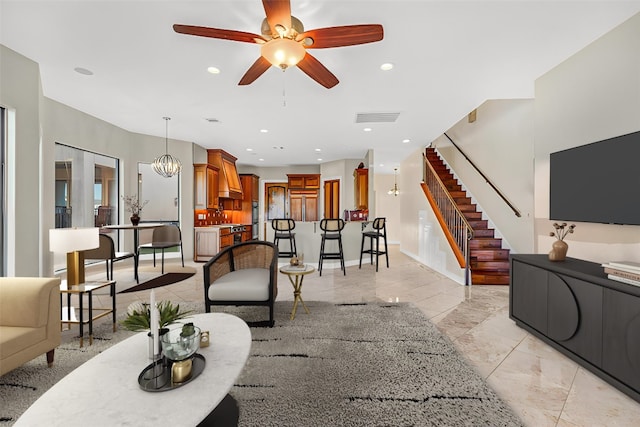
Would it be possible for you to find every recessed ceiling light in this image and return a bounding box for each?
[317,158,323,161]
[402,139,411,143]
[363,128,372,132]
[74,67,93,75]
[314,148,321,152]
[379,164,384,167]
[207,66,220,74]
[246,148,253,152]
[259,158,264,162]
[260,129,269,133]
[380,63,394,71]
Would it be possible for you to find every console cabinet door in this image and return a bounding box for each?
[548,273,602,367]
[511,260,548,334]
[603,288,640,393]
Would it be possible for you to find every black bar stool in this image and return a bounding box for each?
[359,217,389,272]
[272,218,297,258]
[318,218,346,276]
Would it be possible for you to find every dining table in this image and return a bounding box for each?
[101,223,164,283]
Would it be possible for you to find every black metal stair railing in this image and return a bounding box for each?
[443,133,521,217]
[422,153,474,285]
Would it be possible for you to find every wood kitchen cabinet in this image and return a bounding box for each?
[241,226,252,242]
[194,227,220,262]
[219,228,234,249]
[194,164,219,210]
[221,198,242,210]
[287,174,320,189]
[207,149,243,199]
[354,168,368,210]
[241,174,259,202]
[290,190,318,222]
[287,174,319,221]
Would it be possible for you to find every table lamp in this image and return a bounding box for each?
[50,227,99,286]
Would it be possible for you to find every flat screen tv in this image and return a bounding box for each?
[549,130,640,225]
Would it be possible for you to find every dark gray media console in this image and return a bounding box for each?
[510,254,640,403]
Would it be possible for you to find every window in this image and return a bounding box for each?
[137,163,179,222]
[54,143,119,271]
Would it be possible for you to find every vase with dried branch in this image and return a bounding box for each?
[548,222,575,262]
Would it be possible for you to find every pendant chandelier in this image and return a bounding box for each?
[152,117,182,178]
[388,168,399,196]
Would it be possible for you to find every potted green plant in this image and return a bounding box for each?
[120,300,193,331]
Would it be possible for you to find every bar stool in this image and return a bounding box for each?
[359,217,389,272]
[272,218,297,258]
[318,218,346,276]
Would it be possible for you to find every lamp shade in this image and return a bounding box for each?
[50,227,99,253]
[261,38,306,69]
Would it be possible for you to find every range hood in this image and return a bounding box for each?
[207,149,243,199]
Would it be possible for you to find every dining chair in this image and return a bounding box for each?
[138,224,184,273]
[83,233,134,280]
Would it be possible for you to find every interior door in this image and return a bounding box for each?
[266,183,287,219]
[323,179,340,219]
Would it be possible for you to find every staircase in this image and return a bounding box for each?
[425,148,510,285]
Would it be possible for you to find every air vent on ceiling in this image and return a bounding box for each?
[205,118,220,123]
[355,112,400,123]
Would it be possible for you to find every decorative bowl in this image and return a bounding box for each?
[160,325,201,361]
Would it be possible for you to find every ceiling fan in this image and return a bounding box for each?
[173,0,384,89]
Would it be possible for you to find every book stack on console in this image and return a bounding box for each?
[601,261,640,287]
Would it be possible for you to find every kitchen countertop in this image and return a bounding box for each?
[194,224,249,229]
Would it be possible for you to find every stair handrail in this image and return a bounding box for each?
[422,153,473,285]
[443,133,521,218]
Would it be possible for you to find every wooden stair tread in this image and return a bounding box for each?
[425,147,511,285]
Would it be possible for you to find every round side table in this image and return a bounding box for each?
[279,264,315,320]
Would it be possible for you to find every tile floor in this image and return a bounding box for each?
[82,245,640,427]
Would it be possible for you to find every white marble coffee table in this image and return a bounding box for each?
[15,313,251,426]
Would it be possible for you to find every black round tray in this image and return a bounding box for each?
[138,353,206,392]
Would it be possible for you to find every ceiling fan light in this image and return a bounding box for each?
[261,38,305,69]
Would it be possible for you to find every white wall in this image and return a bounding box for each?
[400,147,465,284]
[373,174,400,244]
[433,99,536,254]
[0,45,43,276]
[1,44,196,276]
[534,12,640,264]
[42,100,195,262]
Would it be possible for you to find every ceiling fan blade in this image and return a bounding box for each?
[262,0,291,35]
[297,53,339,89]
[173,24,266,44]
[298,24,384,49]
[238,57,272,86]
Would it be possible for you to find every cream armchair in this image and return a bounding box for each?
[0,277,61,376]
[204,241,278,327]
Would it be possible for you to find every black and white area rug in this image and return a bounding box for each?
[1,302,522,426]
[221,301,523,427]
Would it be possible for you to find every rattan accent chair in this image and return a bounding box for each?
[203,241,279,327]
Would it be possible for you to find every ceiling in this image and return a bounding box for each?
[2,1,640,174]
